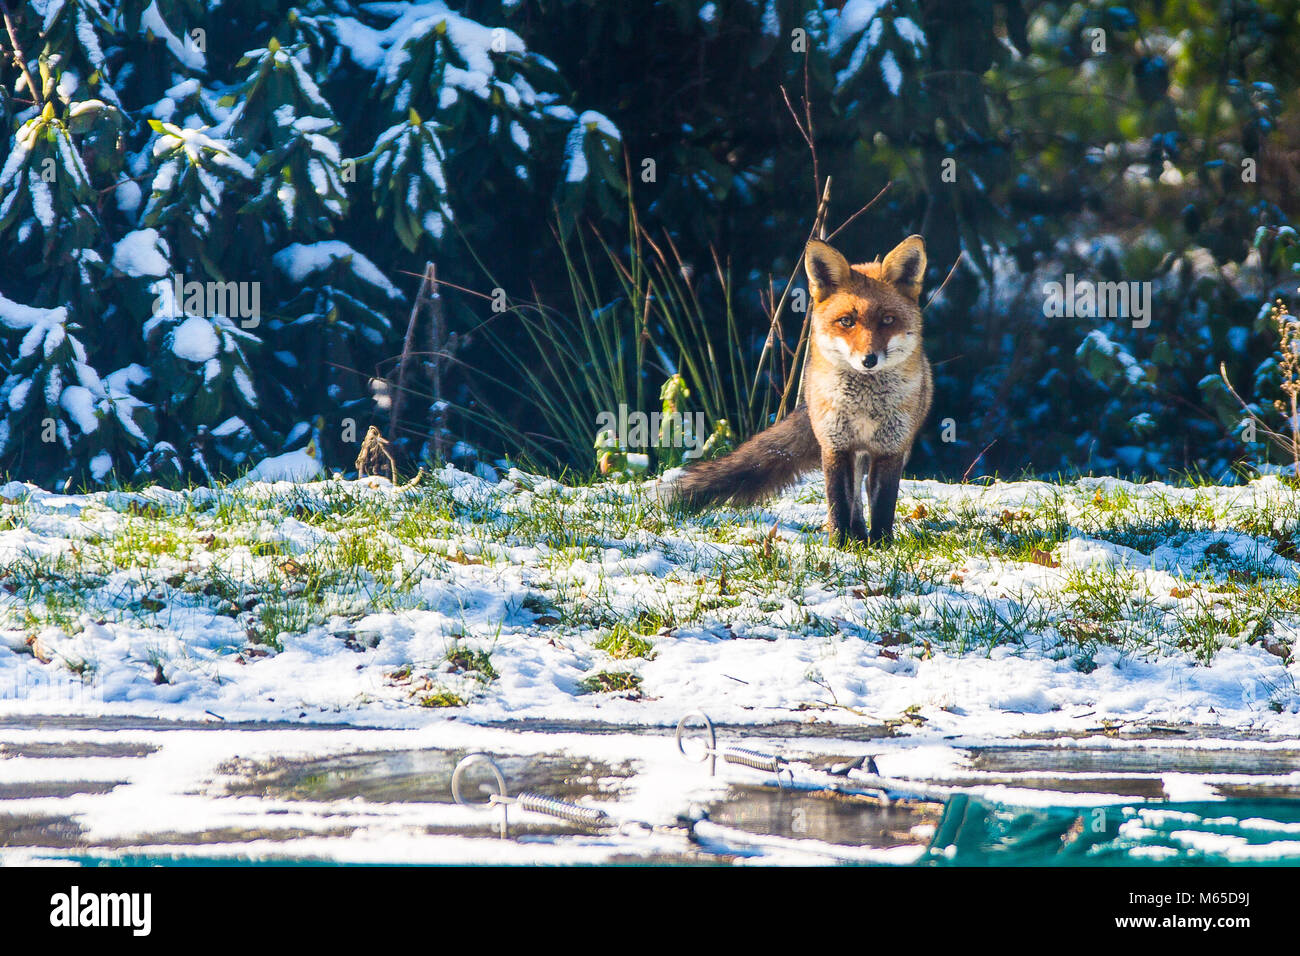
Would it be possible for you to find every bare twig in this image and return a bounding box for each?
[424,264,448,462]
[779,179,835,419]
[962,438,1000,483]
[394,269,496,303]
[2,7,43,112]
[390,262,436,438]
[1220,359,1300,476]
[923,251,965,311]
[825,180,894,242]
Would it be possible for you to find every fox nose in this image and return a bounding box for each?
[863,353,879,370]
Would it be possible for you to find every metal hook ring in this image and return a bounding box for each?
[451,752,508,808]
[675,710,717,763]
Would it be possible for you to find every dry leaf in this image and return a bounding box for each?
[26,635,54,664]
[852,585,888,599]
[1030,549,1060,568]
[1263,639,1291,660]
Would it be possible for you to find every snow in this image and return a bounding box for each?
[3,470,1300,860]
[76,3,108,72]
[59,385,99,433]
[509,121,530,152]
[231,366,256,405]
[271,241,401,297]
[151,123,254,178]
[0,469,1296,735]
[880,49,902,94]
[7,379,31,411]
[111,228,171,278]
[577,109,620,140]
[90,451,113,480]
[332,2,525,105]
[826,3,923,93]
[231,449,324,485]
[170,316,220,363]
[114,178,143,218]
[140,1,205,71]
[827,0,890,54]
[0,120,34,189]
[563,110,620,184]
[56,71,79,100]
[894,16,927,51]
[210,416,247,438]
[0,292,69,333]
[29,178,55,229]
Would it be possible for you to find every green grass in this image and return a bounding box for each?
[594,624,656,660]
[2,469,1297,715]
[418,688,467,708]
[578,670,644,694]
[445,643,499,683]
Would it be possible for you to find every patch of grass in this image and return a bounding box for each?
[927,594,1050,655]
[1059,566,1162,649]
[106,521,185,569]
[419,688,467,708]
[335,532,397,574]
[445,643,499,683]
[594,624,655,659]
[248,540,293,558]
[578,670,643,694]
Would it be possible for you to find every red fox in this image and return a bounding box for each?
[674,235,932,546]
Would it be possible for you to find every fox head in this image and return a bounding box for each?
[804,235,927,374]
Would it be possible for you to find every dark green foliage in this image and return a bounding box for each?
[1,0,1298,489]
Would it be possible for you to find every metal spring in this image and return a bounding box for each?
[676,710,951,804]
[722,747,786,774]
[452,754,620,837]
[515,791,612,829]
[676,711,792,784]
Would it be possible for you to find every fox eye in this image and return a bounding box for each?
[881,314,896,326]
[836,315,855,328]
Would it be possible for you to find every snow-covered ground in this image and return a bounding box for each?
[2,467,1298,732]
[2,467,1300,863]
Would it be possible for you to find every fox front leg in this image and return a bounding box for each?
[823,448,868,547]
[866,453,904,546]
[850,452,870,541]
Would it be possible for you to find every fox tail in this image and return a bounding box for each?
[672,406,822,510]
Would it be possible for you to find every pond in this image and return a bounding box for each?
[3,716,1300,865]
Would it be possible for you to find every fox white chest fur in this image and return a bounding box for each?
[806,363,931,458]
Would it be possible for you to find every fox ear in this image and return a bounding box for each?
[804,240,852,302]
[881,235,927,301]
